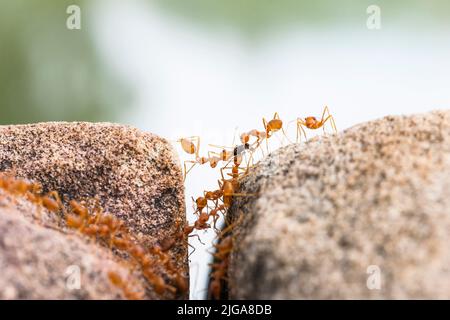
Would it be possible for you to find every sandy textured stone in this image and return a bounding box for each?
[0,122,187,286]
[228,110,450,299]
[0,199,146,300]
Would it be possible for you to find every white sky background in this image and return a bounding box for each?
[90,0,450,299]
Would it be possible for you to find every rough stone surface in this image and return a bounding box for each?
[0,122,187,281]
[228,110,450,299]
[0,199,146,300]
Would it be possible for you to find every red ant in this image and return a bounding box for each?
[41,191,63,213]
[209,142,251,163]
[0,173,63,218]
[217,147,257,209]
[176,136,222,179]
[0,174,186,299]
[262,112,284,138]
[208,215,242,300]
[293,106,337,142]
[240,129,267,145]
[204,190,223,205]
[108,271,144,300]
[262,112,292,151]
[160,217,206,256]
[192,196,208,214]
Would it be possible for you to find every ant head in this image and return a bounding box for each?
[240,133,250,144]
[244,143,250,149]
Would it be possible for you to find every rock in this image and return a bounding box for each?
[0,122,187,285]
[0,201,146,299]
[228,110,450,299]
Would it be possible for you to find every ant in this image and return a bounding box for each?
[209,142,250,162]
[148,245,189,295]
[106,224,186,296]
[293,106,337,142]
[160,217,205,256]
[177,136,222,180]
[176,136,202,179]
[209,140,259,172]
[142,266,176,296]
[239,129,268,157]
[208,215,243,300]
[0,173,63,218]
[240,129,267,145]
[262,112,283,138]
[217,143,257,208]
[204,190,223,206]
[262,112,291,151]
[0,174,185,299]
[108,271,144,300]
[192,196,208,214]
[41,191,63,213]
[183,155,221,180]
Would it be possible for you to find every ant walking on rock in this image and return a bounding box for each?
[293,106,337,142]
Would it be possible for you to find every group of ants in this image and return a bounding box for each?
[176,106,337,299]
[0,106,336,300]
[0,172,188,299]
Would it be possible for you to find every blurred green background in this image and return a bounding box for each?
[1,0,449,124]
[0,0,129,124]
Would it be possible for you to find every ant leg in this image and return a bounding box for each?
[271,130,284,146]
[219,160,234,180]
[319,106,337,134]
[296,120,307,143]
[281,127,293,144]
[189,233,205,245]
[320,106,329,134]
[188,242,197,257]
[191,196,200,215]
[208,151,221,159]
[262,117,278,152]
[265,136,270,154]
[262,117,268,133]
[330,115,337,133]
[208,144,232,150]
[262,118,271,153]
[319,106,328,122]
[231,126,239,147]
[209,145,233,161]
[219,215,244,238]
[256,137,266,157]
[183,160,197,181]
[273,112,280,120]
[212,215,220,230]
[191,136,201,158]
[328,110,337,134]
[226,165,250,178]
[321,115,338,135]
[244,149,255,173]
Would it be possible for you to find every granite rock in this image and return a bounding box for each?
[0,201,146,299]
[228,110,450,299]
[0,122,187,299]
